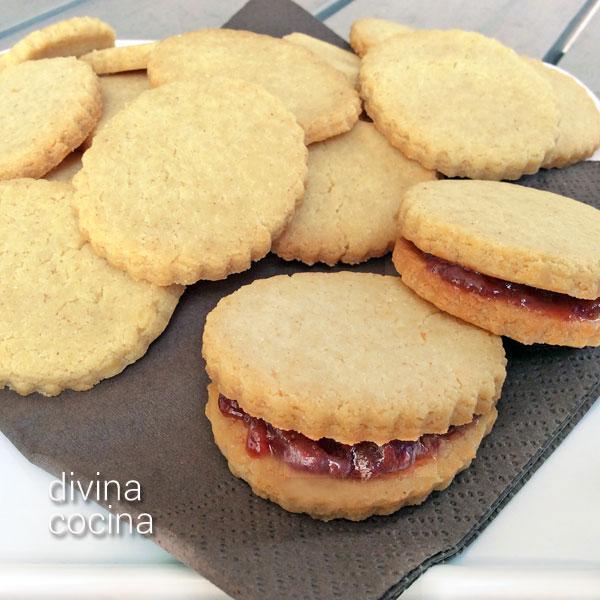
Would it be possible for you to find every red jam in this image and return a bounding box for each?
[218,395,469,480]
[413,243,600,322]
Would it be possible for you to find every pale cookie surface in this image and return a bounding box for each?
[359,30,559,180]
[45,151,83,182]
[82,72,149,149]
[206,385,497,520]
[81,42,157,74]
[399,179,600,299]
[147,29,361,144]
[0,179,181,397]
[527,60,600,169]
[273,121,436,266]
[203,272,506,445]
[393,238,600,347]
[0,57,101,180]
[283,32,360,87]
[349,17,413,57]
[0,17,114,67]
[73,78,307,286]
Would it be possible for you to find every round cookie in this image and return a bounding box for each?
[283,32,360,87]
[527,60,600,169]
[206,384,497,521]
[0,57,101,180]
[398,179,600,299]
[273,121,437,266]
[73,77,307,286]
[349,17,413,57]
[0,179,182,397]
[147,29,361,144]
[82,71,149,149]
[203,272,506,445]
[81,43,157,74]
[0,17,115,68]
[359,30,559,180]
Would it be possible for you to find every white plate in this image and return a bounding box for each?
[0,40,599,600]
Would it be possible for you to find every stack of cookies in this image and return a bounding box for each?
[1,15,599,521]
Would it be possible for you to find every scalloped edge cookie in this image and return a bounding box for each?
[359,29,559,180]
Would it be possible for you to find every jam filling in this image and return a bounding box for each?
[410,241,600,322]
[219,395,469,480]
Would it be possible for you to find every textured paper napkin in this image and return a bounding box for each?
[1,2,599,599]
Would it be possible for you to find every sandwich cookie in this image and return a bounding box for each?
[0,17,114,68]
[73,77,307,286]
[203,272,506,520]
[82,71,149,149]
[81,42,157,74]
[147,29,361,144]
[393,180,600,347]
[359,30,559,180]
[349,17,413,56]
[283,32,360,88]
[0,57,101,180]
[0,179,182,397]
[273,121,436,266]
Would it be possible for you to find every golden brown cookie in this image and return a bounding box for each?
[0,17,115,67]
[80,42,157,74]
[203,272,506,445]
[526,60,600,169]
[349,17,413,56]
[283,32,360,87]
[147,29,361,144]
[73,77,307,286]
[0,179,182,397]
[206,384,497,521]
[82,71,149,149]
[273,121,436,266]
[0,57,101,180]
[393,238,600,347]
[359,30,559,180]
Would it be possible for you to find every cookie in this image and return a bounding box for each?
[273,121,436,266]
[73,77,307,286]
[0,17,115,68]
[283,32,360,87]
[0,57,101,180]
[203,272,506,444]
[394,180,600,346]
[527,60,600,169]
[82,72,149,149]
[359,30,559,180]
[349,17,412,57]
[45,151,83,182]
[0,179,182,397]
[147,29,361,144]
[206,384,497,521]
[203,272,505,520]
[80,42,157,74]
